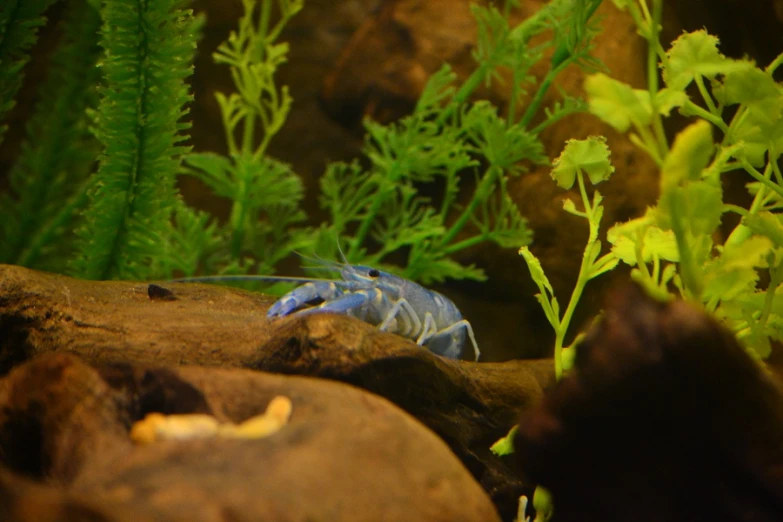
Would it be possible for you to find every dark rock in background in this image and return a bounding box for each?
[513,285,783,522]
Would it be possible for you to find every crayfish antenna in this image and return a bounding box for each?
[169,274,335,284]
[293,250,342,274]
[336,237,350,266]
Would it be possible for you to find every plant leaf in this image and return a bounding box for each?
[551,136,614,189]
[662,30,748,91]
[584,73,651,132]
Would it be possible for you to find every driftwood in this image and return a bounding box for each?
[0,264,553,521]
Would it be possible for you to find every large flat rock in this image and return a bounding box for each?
[0,353,501,522]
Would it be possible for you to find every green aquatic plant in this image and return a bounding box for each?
[178,0,310,278]
[493,0,783,393]
[520,136,617,379]
[494,4,783,518]
[0,0,100,271]
[0,0,605,287]
[593,2,783,360]
[0,0,58,144]
[491,137,618,522]
[71,0,202,280]
[313,0,604,283]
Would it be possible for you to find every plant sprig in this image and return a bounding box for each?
[180,0,309,277]
[521,137,617,379]
[0,0,59,144]
[0,0,101,270]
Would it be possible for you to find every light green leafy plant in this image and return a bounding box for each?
[592,1,783,360]
[491,136,617,464]
[494,6,783,518]
[521,136,617,378]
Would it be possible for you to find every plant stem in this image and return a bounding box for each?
[520,63,563,128]
[683,100,729,133]
[694,76,718,115]
[552,171,599,380]
[435,64,490,126]
[442,234,489,255]
[438,165,501,249]
[259,0,271,41]
[742,159,783,200]
[765,51,783,75]
[348,173,399,259]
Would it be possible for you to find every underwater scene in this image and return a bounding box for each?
[1,0,783,520]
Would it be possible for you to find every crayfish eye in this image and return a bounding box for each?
[367,268,380,278]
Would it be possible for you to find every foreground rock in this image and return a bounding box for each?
[0,264,553,520]
[0,353,501,522]
[514,285,783,522]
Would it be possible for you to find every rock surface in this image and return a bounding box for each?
[0,264,553,520]
[513,285,783,522]
[0,352,501,522]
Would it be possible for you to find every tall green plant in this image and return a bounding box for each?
[179,0,309,278]
[0,0,607,292]
[0,0,59,144]
[0,0,100,270]
[71,0,201,280]
[592,1,783,359]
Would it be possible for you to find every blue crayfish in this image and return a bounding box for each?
[175,260,480,361]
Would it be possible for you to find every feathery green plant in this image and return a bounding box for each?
[169,0,606,285]
[313,0,604,284]
[0,0,100,270]
[70,0,201,280]
[0,0,59,144]
[178,0,309,278]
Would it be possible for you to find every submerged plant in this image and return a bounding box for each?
[593,2,783,360]
[0,0,100,271]
[493,3,783,518]
[71,0,202,280]
[313,0,604,283]
[177,0,310,278]
[0,0,59,144]
[0,0,607,289]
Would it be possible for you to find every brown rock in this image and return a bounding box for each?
[0,467,155,522]
[0,352,501,522]
[513,285,783,522]
[0,264,554,520]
